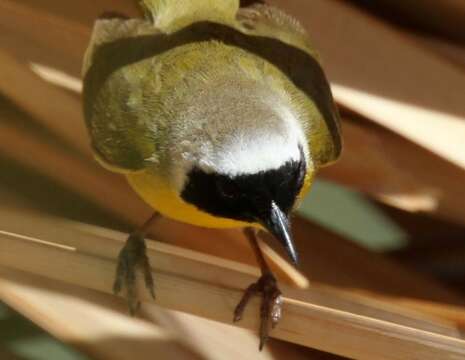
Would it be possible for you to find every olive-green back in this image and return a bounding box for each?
[82,2,341,173]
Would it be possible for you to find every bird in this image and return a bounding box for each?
[82,0,341,350]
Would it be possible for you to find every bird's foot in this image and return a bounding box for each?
[234,272,283,350]
[113,233,155,315]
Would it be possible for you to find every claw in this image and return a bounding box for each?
[270,293,283,328]
[233,282,259,322]
[234,272,283,350]
[113,233,155,314]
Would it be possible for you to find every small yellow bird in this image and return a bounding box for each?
[82,0,341,349]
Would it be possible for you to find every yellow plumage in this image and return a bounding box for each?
[127,165,313,229]
[140,0,239,32]
[127,170,249,228]
[82,0,340,229]
[82,1,342,345]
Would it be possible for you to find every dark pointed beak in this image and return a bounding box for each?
[258,201,298,265]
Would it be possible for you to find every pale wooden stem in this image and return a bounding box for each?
[0,211,465,359]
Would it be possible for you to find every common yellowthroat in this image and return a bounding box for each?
[83,0,341,349]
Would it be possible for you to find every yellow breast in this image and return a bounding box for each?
[127,165,313,228]
[126,170,251,228]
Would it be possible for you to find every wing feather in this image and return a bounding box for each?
[82,18,161,172]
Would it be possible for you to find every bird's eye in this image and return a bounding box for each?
[217,180,239,199]
[296,160,306,187]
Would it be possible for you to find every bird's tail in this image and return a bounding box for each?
[140,0,239,32]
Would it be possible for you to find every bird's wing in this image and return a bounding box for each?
[82,17,163,173]
[236,4,342,167]
[82,2,244,174]
[82,17,157,77]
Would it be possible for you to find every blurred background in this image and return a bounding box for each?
[0,0,464,359]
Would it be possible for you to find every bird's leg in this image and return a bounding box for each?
[113,212,160,314]
[234,227,283,350]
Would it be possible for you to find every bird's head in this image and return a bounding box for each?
[170,85,311,265]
